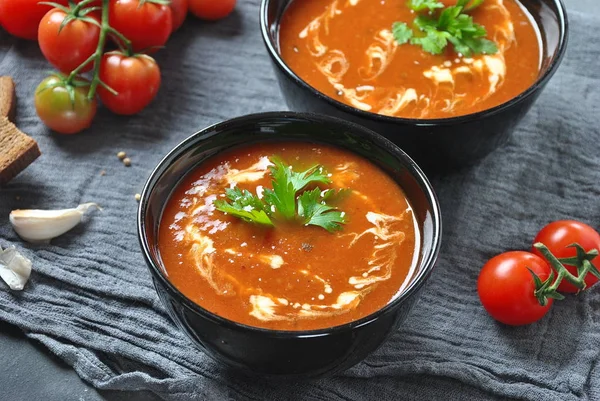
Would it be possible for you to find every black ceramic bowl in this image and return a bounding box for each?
[138,112,442,377]
[260,0,568,170]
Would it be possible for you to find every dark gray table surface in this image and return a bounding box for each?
[0,0,595,400]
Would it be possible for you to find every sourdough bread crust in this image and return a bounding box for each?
[0,118,41,185]
[0,76,16,122]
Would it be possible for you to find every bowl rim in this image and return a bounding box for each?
[259,0,569,126]
[137,111,442,338]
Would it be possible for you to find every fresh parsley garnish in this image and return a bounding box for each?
[213,188,274,227]
[407,0,444,12]
[262,158,330,220]
[393,0,498,57]
[214,158,348,233]
[462,0,485,12]
[297,188,347,232]
[392,22,413,45]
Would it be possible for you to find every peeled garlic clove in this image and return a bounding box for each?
[9,203,101,243]
[0,245,32,290]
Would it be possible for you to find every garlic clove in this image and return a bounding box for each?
[9,203,101,243]
[0,245,32,290]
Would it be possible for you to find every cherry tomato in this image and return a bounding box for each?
[34,75,97,135]
[0,0,68,40]
[170,0,189,32]
[109,0,172,53]
[188,0,236,21]
[98,52,161,115]
[478,251,553,326]
[38,9,100,73]
[533,220,600,293]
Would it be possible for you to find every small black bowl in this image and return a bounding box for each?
[138,112,442,377]
[260,0,569,170]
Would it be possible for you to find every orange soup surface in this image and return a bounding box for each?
[159,142,419,331]
[279,0,541,119]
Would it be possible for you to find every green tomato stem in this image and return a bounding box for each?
[531,243,600,306]
[107,27,134,56]
[66,53,97,81]
[74,0,98,12]
[60,1,133,100]
[70,0,83,15]
[534,243,589,290]
[86,0,111,100]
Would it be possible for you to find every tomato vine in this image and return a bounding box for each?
[478,221,600,326]
[530,243,600,306]
[34,0,167,133]
[49,0,131,100]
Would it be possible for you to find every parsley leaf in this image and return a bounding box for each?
[297,188,347,233]
[262,161,296,220]
[263,158,331,220]
[393,0,498,56]
[407,0,444,12]
[392,22,414,45]
[414,15,438,31]
[437,4,463,31]
[411,28,449,55]
[225,187,265,210]
[465,37,498,54]
[461,0,484,12]
[214,157,348,233]
[214,187,274,227]
[284,161,330,193]
[322,187,352,203]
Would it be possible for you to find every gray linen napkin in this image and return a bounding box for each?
[1,1,599,400]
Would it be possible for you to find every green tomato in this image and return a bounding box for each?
[34,75,97,135]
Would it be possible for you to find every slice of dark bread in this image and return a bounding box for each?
[0,76,16,121]
[0,117,41,185]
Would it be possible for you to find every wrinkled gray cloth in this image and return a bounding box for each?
[1,1,599,400]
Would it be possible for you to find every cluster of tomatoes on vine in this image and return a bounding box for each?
[0,0,237,134]
[478,220,600,326]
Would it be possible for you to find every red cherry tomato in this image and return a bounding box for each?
[98,52,161,115]
[34,75,97,135]
[109,0,172,53]
[478,251,553,326]
[188,0,236,21]
[0,0,68,40]
[532,220,600,293]
[170,0,189,32]
[38,9,100,73]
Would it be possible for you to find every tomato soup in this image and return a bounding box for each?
[158,142,419,331]
[279,0,541,119]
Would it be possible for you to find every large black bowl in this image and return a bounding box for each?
[138,112,442,377]
[260,0,568,170]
